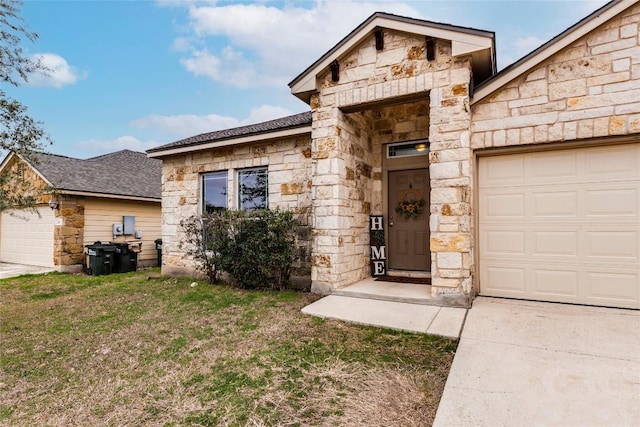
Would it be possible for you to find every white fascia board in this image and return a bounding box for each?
[59,190,160,203]
[0,151,16,173]
[452,40,492,57]
[291,17,493,96]
[147,125,312,159]
[473,0,635,104]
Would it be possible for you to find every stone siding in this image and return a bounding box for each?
[160,137,313,287]
[310,28,474,300]
[54,196,85,271]
[472,4,640,148]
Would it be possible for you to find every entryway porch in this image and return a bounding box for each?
[301,277,467,339]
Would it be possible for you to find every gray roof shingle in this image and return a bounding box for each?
[30,150,161,200]
[147,111,312,154]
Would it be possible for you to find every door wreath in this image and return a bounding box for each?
[395,189,425,219]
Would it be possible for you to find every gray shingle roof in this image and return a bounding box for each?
[147,111,312,154]
[30,150,161,200]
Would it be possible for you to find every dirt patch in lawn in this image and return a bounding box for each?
[0,271,456,426]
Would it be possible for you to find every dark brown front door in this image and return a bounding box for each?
[388,169,430,271]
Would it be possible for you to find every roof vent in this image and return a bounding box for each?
[374,28,384,51]
[330,60,340,82]
[425,37,435,61]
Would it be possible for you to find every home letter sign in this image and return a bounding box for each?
[370,215,386,276]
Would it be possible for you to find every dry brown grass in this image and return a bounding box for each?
[0,270,456,426]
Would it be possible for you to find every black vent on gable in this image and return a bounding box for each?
[375,28,384,50]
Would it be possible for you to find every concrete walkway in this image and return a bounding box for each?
[0,262,55,279]
[301,279,467,339]
[434,297,640,427]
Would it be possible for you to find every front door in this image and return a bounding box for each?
[388,169,430,271]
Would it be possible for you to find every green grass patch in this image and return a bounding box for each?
[0,269,456,426]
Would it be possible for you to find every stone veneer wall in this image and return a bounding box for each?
[310,28,474,302]
[54,195,85,272]
[368,100,431,212]
[472,4,640,148]
[160,136,313,287]
[309,109,374,291]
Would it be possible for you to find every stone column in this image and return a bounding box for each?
[428,65,474,306]
[54,196,85,272]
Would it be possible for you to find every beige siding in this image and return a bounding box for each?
[83,198,161,264]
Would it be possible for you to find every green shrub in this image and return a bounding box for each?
[180,209,297,290]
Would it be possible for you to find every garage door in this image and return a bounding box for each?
[478,143,639,309]
[0,207,55,267]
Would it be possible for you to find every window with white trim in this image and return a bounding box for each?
[238,167,268,210]
[202,171,228,213]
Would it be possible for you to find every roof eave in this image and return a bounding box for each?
[472,0,632,104]
[55,189,161,202]
[147,124,312,159]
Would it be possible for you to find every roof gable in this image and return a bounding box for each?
[289,12,495,103]
[473,0,636,103]
[0,151,52,187]
[2,150,162,201]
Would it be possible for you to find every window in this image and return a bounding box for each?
[238,168,268,210]
[202,171,228,213]
[387,140,429,158]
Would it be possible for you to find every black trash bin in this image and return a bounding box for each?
[113,243,138,273]
[154,239,162,267]
[85,242,117,276]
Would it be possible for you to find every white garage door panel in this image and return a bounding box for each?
[0,207,55,267]
[479,143,640,309]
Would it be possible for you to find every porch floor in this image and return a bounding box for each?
[332,277,433,305]
[302,278,467,339]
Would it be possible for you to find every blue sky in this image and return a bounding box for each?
[6,0,610,158]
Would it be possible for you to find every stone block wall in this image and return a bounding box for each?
[160,136,313,286]
[309,108,374,291]
[310,28,474,299]
[471,3,640,149]
[54,195,85,272]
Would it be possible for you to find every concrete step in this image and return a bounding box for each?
[332,278,436,305]
[301,295,467,339]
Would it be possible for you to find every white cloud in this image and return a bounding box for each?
[131,112,240,136]
[130,105,295,138]
[580,0,611,13]
[513,36,545,56]
[171,36,194,52]
[76,136,160,154]
[27,53,87,88]
[177,0,421,87]
[246,105,293,124]
[180,47,261,88]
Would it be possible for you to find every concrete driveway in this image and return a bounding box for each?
[434,297,640,427]
[0,262,55,279]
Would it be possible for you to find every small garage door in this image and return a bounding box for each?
[0,207,55,267]
[478,143,639,309]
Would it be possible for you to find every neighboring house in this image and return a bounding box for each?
[0,150,162,271]
[148,0,640,309]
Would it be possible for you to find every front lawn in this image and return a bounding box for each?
[0,270,456,426]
